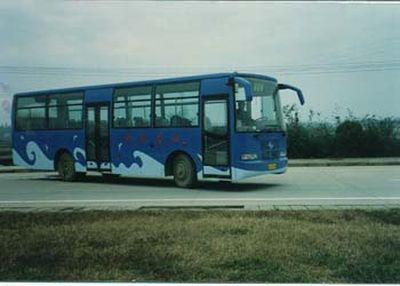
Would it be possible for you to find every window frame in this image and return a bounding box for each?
[154,81,200,128]
[14,91,84,131]
[111,80,201,129]
[233,77,283,134]
[47,92,84,130]
[112,85,153,129]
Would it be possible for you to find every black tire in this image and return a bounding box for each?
[57,153,77,182]
[173,154,197,188]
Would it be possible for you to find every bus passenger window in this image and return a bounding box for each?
[155,81,200,127]
[15,95,47,130]
[113,86,152,128]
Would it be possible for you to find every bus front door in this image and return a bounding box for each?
[85,103,111,171]
[202,96,231,178]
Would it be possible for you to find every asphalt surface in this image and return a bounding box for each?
[0,166,399,211]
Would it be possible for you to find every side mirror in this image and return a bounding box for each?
[234,77,253,101]
[278,83,305,105]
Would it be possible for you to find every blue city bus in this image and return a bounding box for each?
[12,72,304,187]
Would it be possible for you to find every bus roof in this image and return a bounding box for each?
[14,72,277,97]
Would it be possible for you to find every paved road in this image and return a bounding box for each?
[0,166,399,211]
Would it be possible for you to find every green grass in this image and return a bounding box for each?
[0,209,399,282]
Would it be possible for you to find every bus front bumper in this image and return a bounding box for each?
[231,157,288,181]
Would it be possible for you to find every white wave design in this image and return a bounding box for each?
[73,147,86,172]
[73,147,85,160]
[112,151,163,177]
[13,141,53,170]
[12,149,29,168]
[13,141,87,172]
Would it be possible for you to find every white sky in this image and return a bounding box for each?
[0,1,399,124]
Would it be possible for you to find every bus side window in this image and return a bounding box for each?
[155,82,200,127]
[113,86,152,128]
[156,116,169,127]
[133,117,146,127]
[15,95,47,130]
[48,92,83,130]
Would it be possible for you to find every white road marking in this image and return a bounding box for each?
[0,197,399,204]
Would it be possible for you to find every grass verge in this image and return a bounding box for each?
[0,209,399,282]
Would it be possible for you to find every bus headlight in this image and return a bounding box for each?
[241,153,258,160]
[280,150,287,157]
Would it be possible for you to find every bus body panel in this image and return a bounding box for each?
[110,127,202,178]
[12,129,86,171]
[85,87,113,103]
[200,77,231,96]
[13,73,243,98]
[230,132,288,181]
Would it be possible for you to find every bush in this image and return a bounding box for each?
[361,117,400,157]
[287,122,335,158]
[335,120,364,157]
[284,105,400,158]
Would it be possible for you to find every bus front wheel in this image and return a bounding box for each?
[173,154,197,188]
[57,153,77,182]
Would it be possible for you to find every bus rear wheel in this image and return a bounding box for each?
[173,154,197,188]
[57,153,77,182]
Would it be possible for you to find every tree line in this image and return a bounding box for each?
[284,105,400,158]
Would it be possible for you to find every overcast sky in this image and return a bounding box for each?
[0,1,399,124]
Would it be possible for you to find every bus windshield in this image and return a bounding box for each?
[235,78,284,132]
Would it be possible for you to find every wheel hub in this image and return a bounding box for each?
[176,161,187,179]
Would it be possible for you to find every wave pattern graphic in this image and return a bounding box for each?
[73,147,86,172]
[112,151,163,177]
[13,141,87,172]
[13,141,53,170]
